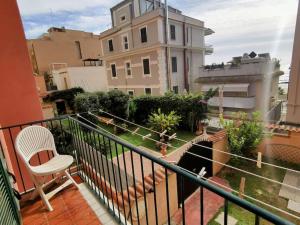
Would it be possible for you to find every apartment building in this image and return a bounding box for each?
[27,27,103,90]
[99,0,214,96]
[195,53,283,117]
[287,3,300,124]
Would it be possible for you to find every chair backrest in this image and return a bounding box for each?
[15,125,57,164]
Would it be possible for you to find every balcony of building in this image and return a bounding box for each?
[205,44,214,55]
[208,96,256,109]
[197,60,281,83]
[1,116,296,225]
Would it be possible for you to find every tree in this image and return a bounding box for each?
[220,111,264,156]
[278,86,285,95]
[148,109,181,136]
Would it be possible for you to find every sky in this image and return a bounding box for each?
[17,0,298,81]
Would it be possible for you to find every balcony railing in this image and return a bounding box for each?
[0,115,295,225]
[208,96,256,109]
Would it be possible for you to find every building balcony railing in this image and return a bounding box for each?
[198,61,277,79]
[205,44,214,55]
[208,96,256,109]
[0,115,295,225]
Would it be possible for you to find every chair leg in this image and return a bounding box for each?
[31,175,53,211]
[64,170,79,189]
[37,185,53,211]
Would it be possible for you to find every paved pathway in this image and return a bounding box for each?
[172,177,231,225]
[279,171,300,213]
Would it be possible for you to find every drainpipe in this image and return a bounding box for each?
[183,21,189,92]
[165,0,172,91]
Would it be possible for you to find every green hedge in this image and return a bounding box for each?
[132,93,209,131]
[45,87,84,110]
[75,90,129,119]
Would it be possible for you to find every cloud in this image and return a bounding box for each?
[168,0,298,76]
[18,0,298,78]
[17,0,119,16]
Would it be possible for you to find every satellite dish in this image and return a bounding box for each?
[249,51,257,58]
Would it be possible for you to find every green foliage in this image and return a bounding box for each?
[49,123,73,155]
[132,91,216,131]
[220,111,264,156]
[74,90,129,118]
[148,109,181,133]
[45,87,84,111]
[107,90,129,118]
[278,86,285,95]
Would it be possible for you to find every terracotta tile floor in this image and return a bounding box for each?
[21,176,102,225]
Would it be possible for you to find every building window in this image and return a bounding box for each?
[121,15,126,22]
[75,41,82,59]
[186,27,189,43]
[142,58,150,75]
[125,62,132,76]
[145,88,152,95]
[128,90,134,96]
[111,64,117,77]
[171,57,177,73]
[140,27,147,43]
[170,25,176,40]
[108,39,114,52]
[123,35,129,50]
[173,86,178,94]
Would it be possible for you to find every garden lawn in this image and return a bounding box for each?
[62,118,197,158]
[208,158,300,225]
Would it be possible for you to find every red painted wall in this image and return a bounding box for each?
[0,0,43,192]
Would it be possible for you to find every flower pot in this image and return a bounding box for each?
[160,144,167,157]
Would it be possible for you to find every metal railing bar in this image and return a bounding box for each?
[108,139,121,221]
[102,136,115,213]
[129,149,141,225]
[7,128,26,193]
[200,186,204,225]
[140,155,149,225]
[121,146,133,225]
[180,175,185,225]
[165,168,171,225]
[68,116,293,225]
[224,199,228,225]
[115,142,127,225]
[90,131,102,198]
[151,161,159,225]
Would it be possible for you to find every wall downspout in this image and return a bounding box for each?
[165,0,172,91]
[183,21,189,92]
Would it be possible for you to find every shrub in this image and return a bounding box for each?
[220,111,264,156]
[132,91,215,131]
[74,90,130,119]
[45,87,84,111]
[148,109,181,134]
[107,90,129,118]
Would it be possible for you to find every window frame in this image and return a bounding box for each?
[144,87,152,95]
[127,90,134,96]
[75,41,82,59]
[120,14,126,23]
[173,85,179,94]
[171,56,177,73]
[122,34,129,51]
[124,60,132,77]
[142,57,151,76]
[140,26,148,43]
[110,63,117,78]
[170,24,176,40]
[108,39,114,52]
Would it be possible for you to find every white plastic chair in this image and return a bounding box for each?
[15,125,79,211]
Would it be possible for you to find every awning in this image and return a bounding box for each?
[201,83,249,92]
